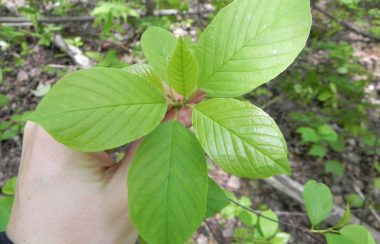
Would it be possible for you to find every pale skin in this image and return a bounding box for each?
[6,89,202,244]
[7,122,139,244]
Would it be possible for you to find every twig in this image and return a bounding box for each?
[229,198,325,244]
[261,96,283,110]
[0,5,215,26]
[353,185,380,225]
[204,220,225,243]
[52,34,94,68]
[313,4,380,42]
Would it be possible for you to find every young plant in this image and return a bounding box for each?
[222,194,290,243]
[303,180,375,244]
[28,0,312,243]
[91,1,139,38]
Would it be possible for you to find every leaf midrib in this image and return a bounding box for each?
[32,102,166,119]
[201,0,306,83]
[196,108,286,170]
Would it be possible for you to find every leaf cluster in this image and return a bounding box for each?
[28,0,312,242]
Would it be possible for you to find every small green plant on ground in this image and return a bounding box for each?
[27,0,312,242]
[0,69,8,108]
[303,180,375,243]
[221,193,290,244]
[280,37,380,178]
[91,0,140,38]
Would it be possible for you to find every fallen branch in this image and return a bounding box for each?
[52,34,93,68]
[0,5,214,26]
[313,4,380,42]
[353,185,380,225]
[264,174,380,243]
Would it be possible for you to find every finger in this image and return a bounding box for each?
[21,122,116,171]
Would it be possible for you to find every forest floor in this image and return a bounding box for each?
[0,1,380,243]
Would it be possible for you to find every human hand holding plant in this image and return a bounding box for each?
[7,122,139,244]
[23,0,313,243]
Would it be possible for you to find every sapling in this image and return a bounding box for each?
[28,0,312,243]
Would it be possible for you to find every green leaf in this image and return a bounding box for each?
[193,98,290,179]
[374,162,380,173]
[318,91,332,101]
[141,27,178,81]
[373,178,380,190]
[318,124,338,142]
[308,144,327,158]
[340,225,375,244]
[272,232,291,244]
[258,210,279,239]
[1,129,18,141]
[333,204,350,229]
[128,121,208,244]
[122,63,164,93]
[297,127,320,143]
[0,122,11,131]
[325,160,345,177]
[167,37,198,98]
[325,233,353,244]
[195,0,312,97]
[0,68,3,85]
[303,180,333,226]
[29,67,167,152]
[0,94,8,107]
[0,197,14,232]
[2,177,17,195]
[205,177,229,218]
[346,194,364,208]
[238,210,257,227]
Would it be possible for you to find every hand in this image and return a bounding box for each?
[7,122,138,244]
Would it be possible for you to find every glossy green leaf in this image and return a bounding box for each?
[303,180,333,226]
[205,177,229,218]
[258,210,279,239]
[128,121,208,244]
[168,37,198,98]
[195,0,312,97]
[141,27,178,81]
[193,98,290,179]
[0,197,14,232]
[122,63,164,92]
[333,204,350,229]
[29,67,167,152]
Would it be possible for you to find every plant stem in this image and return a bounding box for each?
[229,199,325,244]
